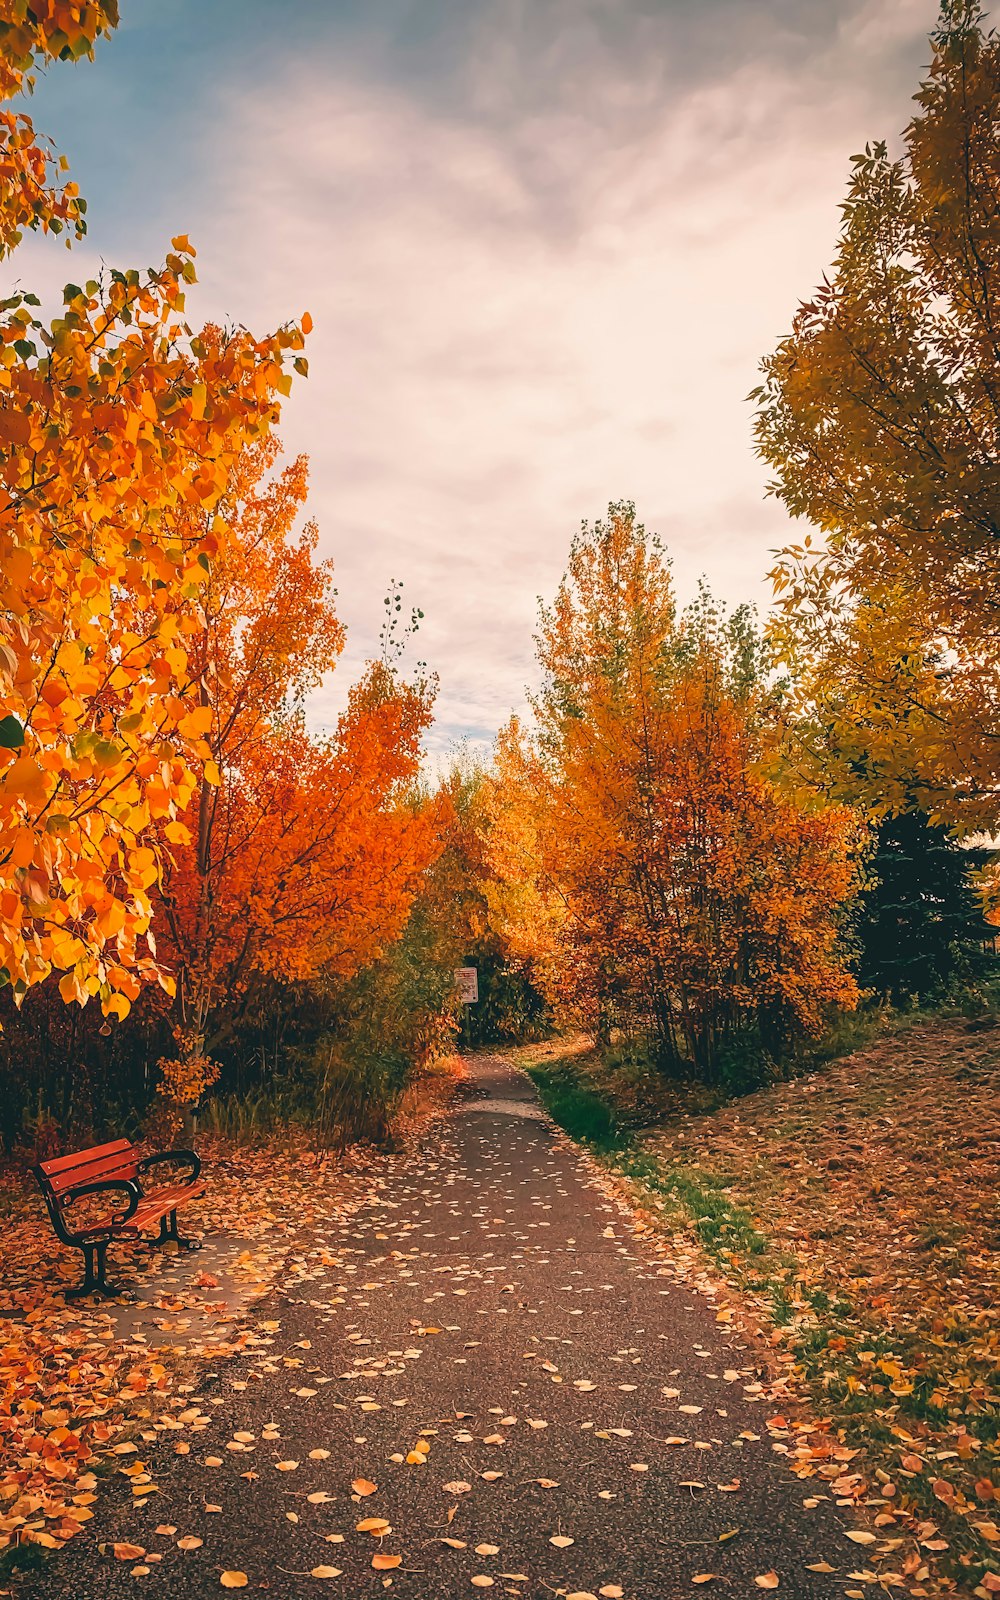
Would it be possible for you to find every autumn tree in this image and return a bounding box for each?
[152,446,445,1112]
[753,1,1000,831]
[409,751,552,1048]
[491,504,860,1081]
[0,4,307,1019]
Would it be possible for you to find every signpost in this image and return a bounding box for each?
[455,966,479,1004]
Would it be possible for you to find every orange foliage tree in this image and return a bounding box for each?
[153,446,445,1108]
[487,504,860,1080]
[0,5,307,1018]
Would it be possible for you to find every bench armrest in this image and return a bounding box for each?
[138,1148,202,1185]
[59,1179,140,1243]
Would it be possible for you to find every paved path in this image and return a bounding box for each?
[24,1055,858,1599]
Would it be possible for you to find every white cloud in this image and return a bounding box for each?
[16,0,935,755]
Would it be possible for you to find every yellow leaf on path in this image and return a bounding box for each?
[177,1537,203,1550]
[600,1589,624,1599]
[356,1517,391,1535]
[475,1544,500,1556]
[806,1562,835,1573]
[755,1574,780,1589]
[471,1580,494,1590]
[549,1534,574,1548]
[444,1480,472,1494]
[352,1478,377,1496]
[845,1532,876,1545]
[310,1568,343,1579]
[372,1553,401,1570]
[693,1578,718,1586]
[220,1575,248,1590]
[113,1543,146,1560]
[275,1460,299,1471]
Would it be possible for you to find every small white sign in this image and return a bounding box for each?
[455,966,479,1004]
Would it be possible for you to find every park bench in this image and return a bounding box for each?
[33,1138,205,1298]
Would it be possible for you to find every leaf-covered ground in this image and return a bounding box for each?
[13,1053,869,1599]
[520,1020,1000,1596]
[0,1065,460,1577]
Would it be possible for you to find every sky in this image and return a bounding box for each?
[16,0,938,756]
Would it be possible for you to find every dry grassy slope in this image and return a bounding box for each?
[635,1019,1000,1593]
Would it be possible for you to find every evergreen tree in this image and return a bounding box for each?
[857,811,994,1003]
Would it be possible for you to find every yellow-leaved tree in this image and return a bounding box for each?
[0,4,308,1016]
[753,1,1000,831]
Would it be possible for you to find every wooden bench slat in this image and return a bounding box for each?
[38,1138,135,1178]
[121,1180,207,1234]
[45,1150,140,1198]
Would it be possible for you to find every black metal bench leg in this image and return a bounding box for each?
[65,1240,122,1299]
[152,1209,201,1251]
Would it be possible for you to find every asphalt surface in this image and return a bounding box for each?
[22,1054,861,1599]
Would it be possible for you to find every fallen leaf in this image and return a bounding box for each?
[220,1575,249,1590]
[356,1517,392,1535]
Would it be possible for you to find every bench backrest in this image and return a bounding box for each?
[35,1138,140,1204]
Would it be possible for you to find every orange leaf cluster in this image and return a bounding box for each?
[151,443,445,1081]
[0,15,307,1016]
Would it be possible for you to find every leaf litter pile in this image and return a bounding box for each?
[0,1124,441,1576]
[4,1052,899,1600]
[621,1018,1000,1596]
